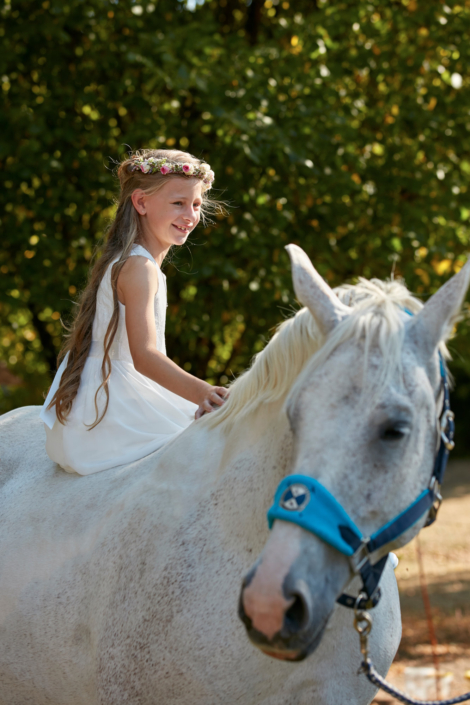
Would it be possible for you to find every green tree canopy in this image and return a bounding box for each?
[1,0,470,449]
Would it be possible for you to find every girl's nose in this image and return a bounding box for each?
[184,207,197,223]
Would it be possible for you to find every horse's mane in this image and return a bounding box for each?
[205,276,448,430]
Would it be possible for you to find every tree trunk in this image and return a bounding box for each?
[246,0,262,45]
[29,307,59,372]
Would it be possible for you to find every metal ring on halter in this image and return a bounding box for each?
[354,612,372,635]
[440,409,455,451]
[354,591,368,612]
[349,541,371,573]
[428,476,443,508]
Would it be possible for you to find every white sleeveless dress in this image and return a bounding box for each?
[40,244,197,475]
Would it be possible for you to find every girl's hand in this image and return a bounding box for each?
[195,385,229,420]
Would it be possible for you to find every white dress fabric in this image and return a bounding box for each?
[40,244,197,475]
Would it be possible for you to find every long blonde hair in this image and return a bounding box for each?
[47,148,222,429]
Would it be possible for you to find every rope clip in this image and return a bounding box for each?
[354,593,373,662]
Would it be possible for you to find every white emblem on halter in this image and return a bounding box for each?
[280,484,310,511]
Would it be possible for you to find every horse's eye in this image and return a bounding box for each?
[381,426,407,441]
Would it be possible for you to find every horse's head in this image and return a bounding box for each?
[239,245,470,661]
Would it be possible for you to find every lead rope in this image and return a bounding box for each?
[354,595,470,705]
[416,534,441,699]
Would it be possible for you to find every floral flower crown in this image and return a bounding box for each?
[130,156,215,190]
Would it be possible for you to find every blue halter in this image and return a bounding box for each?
[267,347,455,610]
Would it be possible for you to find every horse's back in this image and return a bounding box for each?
[0,405,52,488]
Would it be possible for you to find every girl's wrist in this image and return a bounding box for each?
[196,380,212,404]
[184,375,210,406]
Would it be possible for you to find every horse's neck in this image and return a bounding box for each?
[220,400,293,480]
[179,398,290,466]
[219,402,295,547]
[156,402,292,545]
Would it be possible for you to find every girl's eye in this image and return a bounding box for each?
[172,201,201,208]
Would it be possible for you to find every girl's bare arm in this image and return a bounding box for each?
[117,256,226,414]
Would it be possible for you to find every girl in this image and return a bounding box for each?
[40,149,228,475]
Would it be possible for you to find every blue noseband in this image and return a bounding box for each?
[267,477,434,558]
[267,347,455,610]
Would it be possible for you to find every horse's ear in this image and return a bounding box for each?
[406,259,470,361]
[286,244,350,335]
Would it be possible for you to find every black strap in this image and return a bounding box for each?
[338,525,362,552]
[434,354,454,486]
[367,491,434,554]
[359,554,389,598]
[337,554,388,610]
[434,441,450,486]
[337,589,382,610]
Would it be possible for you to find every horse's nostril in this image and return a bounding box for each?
[238,590,253,630]
[284,592,309,634]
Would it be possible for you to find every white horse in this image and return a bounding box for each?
[0,245,469,705]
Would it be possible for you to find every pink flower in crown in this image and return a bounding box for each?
[182,163,194,175]
[207,170,215,181]
[160,164,171,175]
[140,163,151,173]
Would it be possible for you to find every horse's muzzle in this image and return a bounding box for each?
[238,570,329,660]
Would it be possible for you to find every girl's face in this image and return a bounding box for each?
[132,177,203,251]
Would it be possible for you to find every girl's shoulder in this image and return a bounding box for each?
[129,244,158,266]
[127,244,166,280]
[116,246,161,305]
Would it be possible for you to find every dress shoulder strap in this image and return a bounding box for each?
[130,244,157,265]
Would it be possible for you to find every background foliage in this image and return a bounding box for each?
[1,0,470,450]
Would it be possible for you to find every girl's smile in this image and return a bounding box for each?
[172,223,191,236]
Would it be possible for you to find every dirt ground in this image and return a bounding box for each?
[372,459,470,704]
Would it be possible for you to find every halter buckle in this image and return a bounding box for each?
[425,477,443,527]
[439,409,455,451]
[349,540,371,573]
